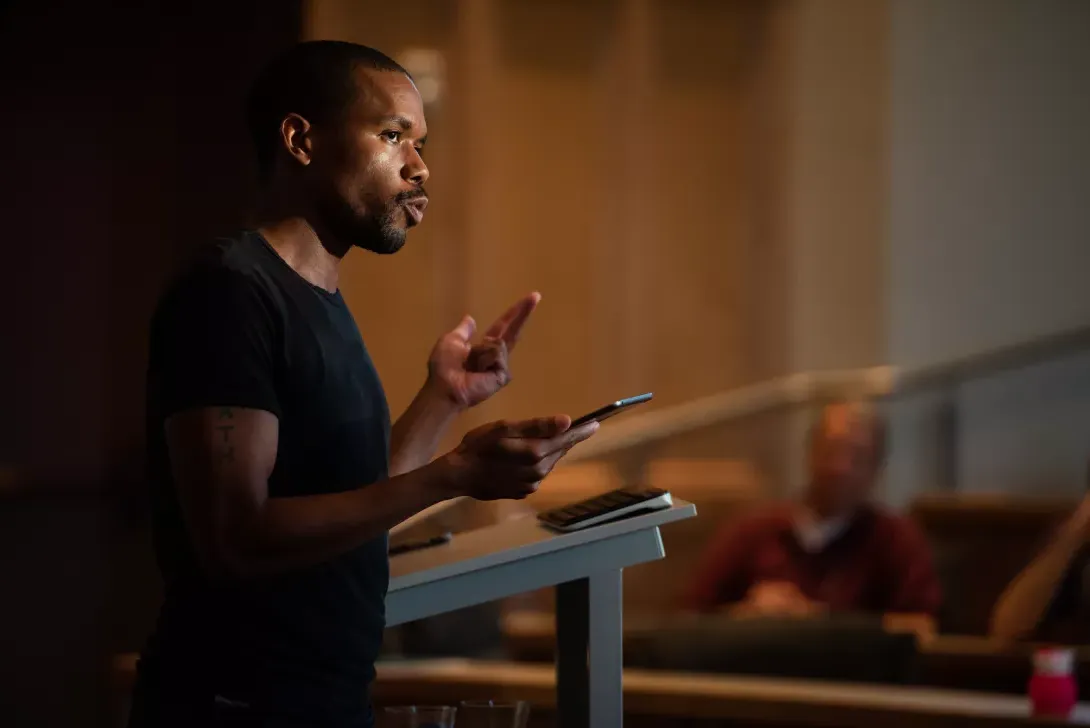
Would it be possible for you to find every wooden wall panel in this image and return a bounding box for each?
[307,0,786,437]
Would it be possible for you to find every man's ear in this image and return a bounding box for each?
[280,113,313,168]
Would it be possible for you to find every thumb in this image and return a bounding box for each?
[508,415,572,439]
[451,315,476,342]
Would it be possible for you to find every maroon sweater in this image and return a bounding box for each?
[682,504,942,616]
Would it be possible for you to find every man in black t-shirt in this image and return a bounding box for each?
[130,42,599,728]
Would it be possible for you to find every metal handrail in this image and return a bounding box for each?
[566,367,897,462]
[567,323,1090,461]
[890,324,1090,394]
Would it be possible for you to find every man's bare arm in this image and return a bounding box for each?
[389,383,460,477]
[167,406,454,580]
[167,406,596,580]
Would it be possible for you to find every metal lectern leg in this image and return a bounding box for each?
[589,569,624,727]
[556,578,589,726]
[556,569,624,728]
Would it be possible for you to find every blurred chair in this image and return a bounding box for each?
[909,492,1075,635]
[625,613,919,685]
[645,457,761,491]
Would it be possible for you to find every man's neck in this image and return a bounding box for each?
[256,217,342,293]
[253,187,349,294]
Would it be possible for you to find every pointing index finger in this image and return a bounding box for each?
[484,292,541,350]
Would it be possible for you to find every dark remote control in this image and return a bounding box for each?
[537,487,672,532]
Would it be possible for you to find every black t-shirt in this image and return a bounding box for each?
[138,231,390,726]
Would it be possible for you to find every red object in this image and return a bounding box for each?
[1029,648,1077,719]
[680,504,943,615]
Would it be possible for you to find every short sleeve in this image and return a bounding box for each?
[149,267,281,419]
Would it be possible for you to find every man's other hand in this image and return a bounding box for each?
[440,415,598,501]
[426,292,540,409]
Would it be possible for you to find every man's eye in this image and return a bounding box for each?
[381,130,401,142]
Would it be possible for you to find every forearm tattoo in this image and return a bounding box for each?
[215,407,235,463]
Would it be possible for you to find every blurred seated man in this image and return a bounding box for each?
[990,472,1090,643]
[680,400,941,635]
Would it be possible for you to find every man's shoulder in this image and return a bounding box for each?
[151,232,284,334]
[163,233,277,303]
[181,231,271,284]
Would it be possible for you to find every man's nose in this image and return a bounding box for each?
[403,149,429,186]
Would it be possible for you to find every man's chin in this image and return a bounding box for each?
[355,226,407,255]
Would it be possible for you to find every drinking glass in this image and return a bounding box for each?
[381,705,457,728]
[456,700,530,728]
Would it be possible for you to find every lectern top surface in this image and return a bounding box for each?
[388,499,696,591]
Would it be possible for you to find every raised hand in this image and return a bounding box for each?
[427,292,540,409]
[442,415,599,501]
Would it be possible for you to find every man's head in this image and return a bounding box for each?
[246,41,429,255]
[805,399,887,517]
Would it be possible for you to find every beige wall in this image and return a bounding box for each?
[780,0,888,373]
[884,0,1090,501]
[768,0,889,490]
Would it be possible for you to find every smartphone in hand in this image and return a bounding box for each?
[570,392,653,428]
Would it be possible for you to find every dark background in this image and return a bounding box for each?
[1,2,302,724]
